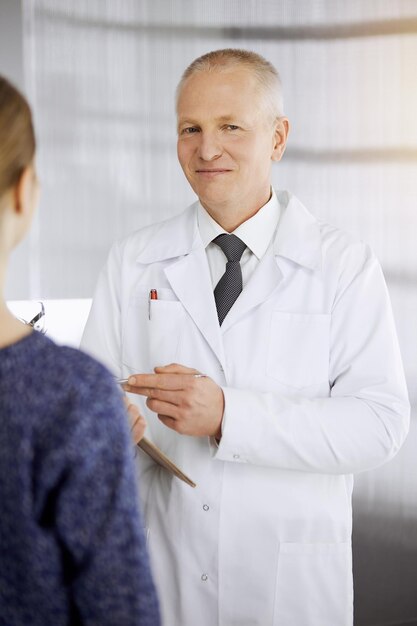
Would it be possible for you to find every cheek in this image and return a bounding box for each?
[228,135,269,163]
[177,143,184,166]
[248,139,274,169]
[177,140,195,170]
[177,141,187,168]
[233,148,267,174]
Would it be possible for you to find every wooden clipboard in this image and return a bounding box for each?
[137,437,196,488]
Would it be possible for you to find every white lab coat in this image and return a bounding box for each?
[82,190,409,626]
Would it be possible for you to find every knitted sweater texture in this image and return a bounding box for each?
[0,331,160,626]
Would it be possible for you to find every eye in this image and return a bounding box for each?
[180,126,199,135]
[225,124,239,131]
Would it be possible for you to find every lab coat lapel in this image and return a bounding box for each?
[164,246,226,369]
[220,246,283,333]
[221,191,322,333]
[135,204,225,367]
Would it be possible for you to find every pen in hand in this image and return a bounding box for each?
[116,372,207,386]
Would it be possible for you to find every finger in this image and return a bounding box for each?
[125,402,147,444]
[123,384,185,400]
[131,414,146,444]
[123,384,155,397]
[126,401,142,427]
[148,388,183,404]
[127,373,192,391]
[146,397,180,419]
[154,363,200,375]
[157,414,181,432]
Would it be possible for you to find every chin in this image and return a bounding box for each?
[197,182,234,202]
[199,191,229,209]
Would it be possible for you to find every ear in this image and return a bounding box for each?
[13,165,37,217]
[271,117,290,162]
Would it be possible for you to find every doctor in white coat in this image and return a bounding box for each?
[82,49,410,626]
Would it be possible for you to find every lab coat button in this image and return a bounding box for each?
[233,454,240,460]
[201,573,208,581]
[203,504,209,511]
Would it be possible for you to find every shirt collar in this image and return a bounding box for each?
[197,189,281,260]
[135,190,322,271]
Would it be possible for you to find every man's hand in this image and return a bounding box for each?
[123,363,224,438]
[123,396,147,445]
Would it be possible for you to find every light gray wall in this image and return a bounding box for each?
[0,0,24,89]
[0,0,31,300]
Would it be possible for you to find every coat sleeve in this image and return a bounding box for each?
[214,249,410,475]
[81,242,124,376]
[80,243,158,486]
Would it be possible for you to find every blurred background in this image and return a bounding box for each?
[1,1,416,624]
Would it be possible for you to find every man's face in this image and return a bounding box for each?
[177,67,287,221]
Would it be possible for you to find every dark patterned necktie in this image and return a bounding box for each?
[213,234,247,325]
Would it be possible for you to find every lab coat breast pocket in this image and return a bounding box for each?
[267,311,331,389]
[125,289,185,371]
[273,542,352,626]
[148,296,185,368]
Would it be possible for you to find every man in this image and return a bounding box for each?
[82,49,409,626]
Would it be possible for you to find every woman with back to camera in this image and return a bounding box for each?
[0,76,160,626]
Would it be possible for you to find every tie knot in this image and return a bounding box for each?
[213,234,246,262]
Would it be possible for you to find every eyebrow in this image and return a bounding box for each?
[177,115,244,128]
[216,115,239,123]
[177,119,198,128]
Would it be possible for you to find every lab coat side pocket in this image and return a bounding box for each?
[148,299,185,368]
[273,541,352,626]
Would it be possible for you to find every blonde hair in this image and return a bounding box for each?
[0,76,36,200]
[176,48,284,120]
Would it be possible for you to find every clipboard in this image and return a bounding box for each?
[116,377,196,488]
[137,436,196,488]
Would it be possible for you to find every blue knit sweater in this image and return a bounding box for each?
[0,331,160,625]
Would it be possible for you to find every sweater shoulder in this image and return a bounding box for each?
[30,332,116,393]
[1,332,121,436]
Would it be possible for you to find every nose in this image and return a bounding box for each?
[198,131,222,161]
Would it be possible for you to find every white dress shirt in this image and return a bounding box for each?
[197,189,282,439]
[197,189,282,290]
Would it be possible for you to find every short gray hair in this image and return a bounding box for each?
[176,48,284,120]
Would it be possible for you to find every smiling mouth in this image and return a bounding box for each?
[195,169,232,175]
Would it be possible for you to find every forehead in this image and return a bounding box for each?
[177,67,265,121]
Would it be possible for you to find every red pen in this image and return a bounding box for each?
[149,289,158,319]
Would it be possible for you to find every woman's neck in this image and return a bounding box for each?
[0,206,33,347]
[0,273,32,349]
